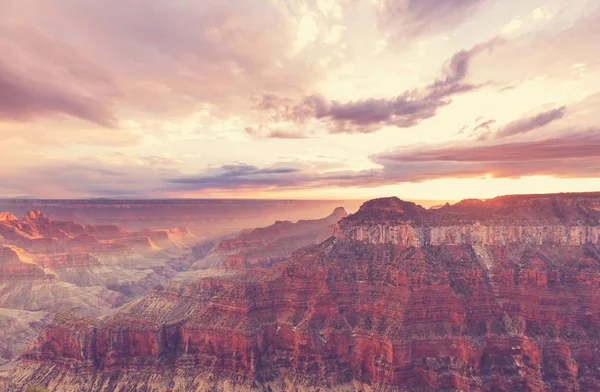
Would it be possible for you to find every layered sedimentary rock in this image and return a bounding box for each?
[192,207,347,270]
[0,210,197,368]
[5,193,600,391]
[0,210,194,258]
[0,246,47,279]
[335,194,600,247]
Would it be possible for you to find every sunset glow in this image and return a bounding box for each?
[1,0,599,200]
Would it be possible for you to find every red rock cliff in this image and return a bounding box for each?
[7,193,600,392]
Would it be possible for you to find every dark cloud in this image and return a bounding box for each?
[378,0,487,40]
[494,106,567,138]
[0,60,116,127]
[378,131,600,162]
[461,106,568,141]
[167,164,303,189]
[259,39,501,133]
[371,130,600,181]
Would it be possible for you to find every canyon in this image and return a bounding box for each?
[2,192,600,391]
[0,209,199,369]
[0,202,356,378]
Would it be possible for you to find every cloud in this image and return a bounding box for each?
[6,128,597,197]
[268,130,310,139]
[1,0,325,127]
[244,126,310,139]
[502,16,523,34]
[2,0,599,199]
[473,119,497,133]
[461,106,567,141]
[532,7,555,21]
[0,60,116,127]
[378,0,487,40]
[167,164,303,190]
[469,5,600,85]
[374,130,600,180]
[378,131,600,162]
[162,128,600,192]
[0,158,181,198]
[494,106,566,138]
[258,39,501,133]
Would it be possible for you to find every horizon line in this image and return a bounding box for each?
[0,190,599,203]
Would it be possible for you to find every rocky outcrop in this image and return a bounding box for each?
[0,247,47,279]
[23,210,49,224]
[6,193,600,391]
[0,214,17,222]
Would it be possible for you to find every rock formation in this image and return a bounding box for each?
[192,207,347,270]
[4,193,600,391]
[0,210,197,369]
[0,214,17,223]
[0,246,47,279]
[0,200,364,239]
[336,194,600,247]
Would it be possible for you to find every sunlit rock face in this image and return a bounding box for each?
[0,213,17,222]
[335,194,600,246]
[0,246,47,279]
[4,193,600,392]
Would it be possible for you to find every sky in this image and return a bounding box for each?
[1,0,600,200]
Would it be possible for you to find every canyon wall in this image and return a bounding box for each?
[4,193,600,391]
[337,223,600,246]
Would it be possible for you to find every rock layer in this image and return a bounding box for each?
[0,210,197,368]
[5,192,600,391]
